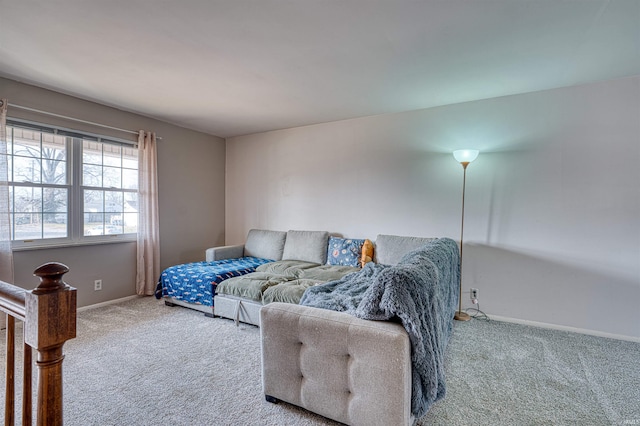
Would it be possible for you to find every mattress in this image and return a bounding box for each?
[216,260,360,305]
[214,261,360,326]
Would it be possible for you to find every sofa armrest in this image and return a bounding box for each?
[205,244,244,261]
[260,303,413,426]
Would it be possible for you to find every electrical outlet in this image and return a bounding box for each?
[94,279,102,291]
[470,288,478,300]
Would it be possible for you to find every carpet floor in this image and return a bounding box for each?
[1,296,639,425]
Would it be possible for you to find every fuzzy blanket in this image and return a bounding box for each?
[299,238,459,418]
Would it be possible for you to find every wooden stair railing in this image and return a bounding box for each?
[0,263,77,426]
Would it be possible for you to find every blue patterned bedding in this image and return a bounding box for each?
[155,257,273,307]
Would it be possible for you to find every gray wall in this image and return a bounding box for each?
[226,76,640,339]
[1,77,226,306]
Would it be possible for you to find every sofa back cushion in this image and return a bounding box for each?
[243,229,287,260]
[282,230,329,264]
[374,234,437,265]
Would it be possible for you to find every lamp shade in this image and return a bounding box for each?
[453,149,479,164]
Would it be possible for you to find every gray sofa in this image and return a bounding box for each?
[201,230,456,425]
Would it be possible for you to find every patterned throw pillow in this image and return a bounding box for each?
[326,237,366,267]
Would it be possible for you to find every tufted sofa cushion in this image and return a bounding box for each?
[260,302,413,426]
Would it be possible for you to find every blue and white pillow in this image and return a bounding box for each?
[326,237,365,267]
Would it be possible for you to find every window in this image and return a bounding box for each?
[82,140,138,237]
[5,121,138,247]
[8,126,68,240]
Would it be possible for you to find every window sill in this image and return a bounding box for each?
[11,237,137,252]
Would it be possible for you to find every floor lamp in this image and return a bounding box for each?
[453,149,479,321]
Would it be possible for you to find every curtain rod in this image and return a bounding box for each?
[0,99,162,140]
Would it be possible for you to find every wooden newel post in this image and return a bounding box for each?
[24,262,77,426]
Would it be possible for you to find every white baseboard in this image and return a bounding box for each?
[488,314,640,343]
[77,295,140,312]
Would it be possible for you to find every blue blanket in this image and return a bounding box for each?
[300,238,459,418]
[155,257,273,306]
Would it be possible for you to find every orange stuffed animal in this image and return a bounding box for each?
[360,239,374,268]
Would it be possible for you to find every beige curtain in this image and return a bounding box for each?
[136,130,160,295]
[0,100,14,283]
[1,99,14,329]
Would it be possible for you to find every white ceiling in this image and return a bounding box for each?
[1,0,638,138]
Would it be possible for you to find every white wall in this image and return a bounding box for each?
[1,77,226,306]
[226,76,640,339]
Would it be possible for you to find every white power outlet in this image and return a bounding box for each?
[94,279,102,291]
[470,288,478,300]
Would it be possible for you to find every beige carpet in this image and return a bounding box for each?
[1,296,639,425]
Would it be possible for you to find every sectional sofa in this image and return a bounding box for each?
[162,228,452,325]
[161,229,460,426]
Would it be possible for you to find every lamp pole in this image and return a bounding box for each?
[454,161,471,321]
[452,149,478,321]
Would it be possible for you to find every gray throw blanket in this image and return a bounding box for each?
[299,238,459,418]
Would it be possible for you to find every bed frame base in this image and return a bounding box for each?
[163,297,215,317]
[213,295,262,326]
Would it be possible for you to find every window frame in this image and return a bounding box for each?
[6,118,139,250]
